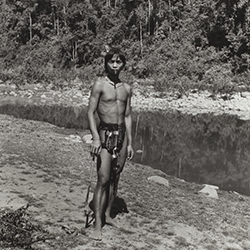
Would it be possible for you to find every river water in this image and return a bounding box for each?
[132,111,250,196]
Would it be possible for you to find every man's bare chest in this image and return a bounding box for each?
[100,85,128,103]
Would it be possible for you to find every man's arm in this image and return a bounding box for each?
[87,79,102,156]
[124,85,134,160]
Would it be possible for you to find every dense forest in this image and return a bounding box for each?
[0,0,250,93]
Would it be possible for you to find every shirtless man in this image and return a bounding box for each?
[87,47,134,240]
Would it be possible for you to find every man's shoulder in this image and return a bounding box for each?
[123,82,132,93]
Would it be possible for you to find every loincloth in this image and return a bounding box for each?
[98,121,126,155]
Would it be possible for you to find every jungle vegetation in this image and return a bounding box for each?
[0,0,250,93]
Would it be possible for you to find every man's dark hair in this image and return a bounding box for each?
[104,47,126,73]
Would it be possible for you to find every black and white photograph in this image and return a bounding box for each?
[0,0,250,249]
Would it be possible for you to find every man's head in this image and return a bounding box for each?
[104,47,126,74]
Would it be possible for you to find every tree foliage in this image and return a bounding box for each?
[1,0,250,91]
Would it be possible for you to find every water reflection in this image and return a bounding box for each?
[132,111,250,196]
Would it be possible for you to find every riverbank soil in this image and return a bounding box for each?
[1,114,250,250]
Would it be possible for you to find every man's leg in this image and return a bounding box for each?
[105,136,127,226]
[91,149,112,240]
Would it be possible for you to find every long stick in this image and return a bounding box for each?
[84,155,95,228]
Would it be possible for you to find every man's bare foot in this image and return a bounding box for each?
[90,228,102,241]
[105,216,120,228]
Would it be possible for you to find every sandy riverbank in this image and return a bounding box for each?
[1,114,250,250]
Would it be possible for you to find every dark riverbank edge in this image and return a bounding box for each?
[0,96,89,129]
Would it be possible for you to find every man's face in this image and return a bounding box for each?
[106,54,124,75]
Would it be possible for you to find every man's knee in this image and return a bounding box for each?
[97,174,110,188]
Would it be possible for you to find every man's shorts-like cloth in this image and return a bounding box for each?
[98,121,126,155]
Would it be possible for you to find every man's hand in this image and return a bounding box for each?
[90,139,102,157]
[127,145,134,160]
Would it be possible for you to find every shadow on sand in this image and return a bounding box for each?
[89,196,129,219]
